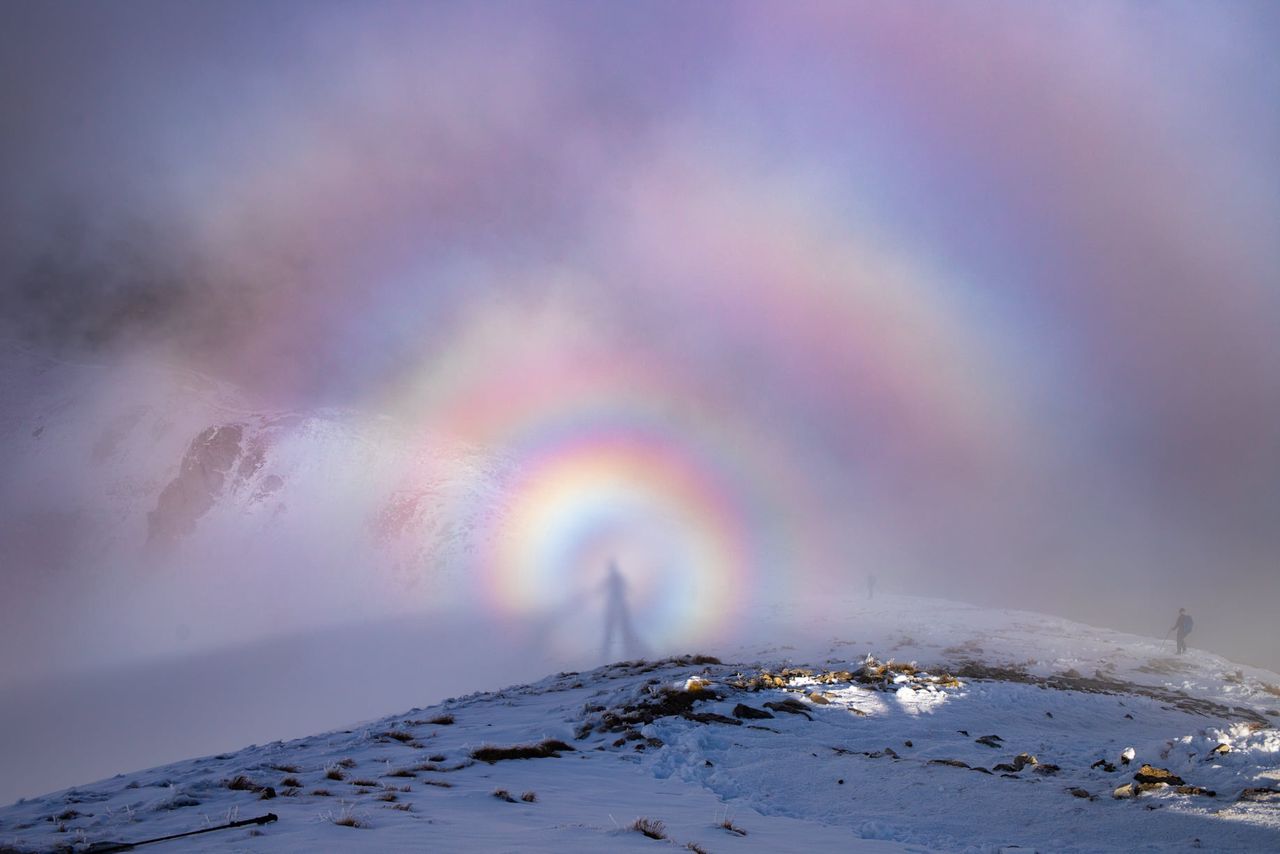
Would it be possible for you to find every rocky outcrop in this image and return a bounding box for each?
[1134,764,1184,786]
[148,425,244,549]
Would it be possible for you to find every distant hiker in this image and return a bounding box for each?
[602,560,645,662]
[867,573,877,601]
[1170,608,1193,655]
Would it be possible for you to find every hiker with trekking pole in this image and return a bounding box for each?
[1169,608,1193,655]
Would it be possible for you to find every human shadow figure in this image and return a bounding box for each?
[602,560,648,662]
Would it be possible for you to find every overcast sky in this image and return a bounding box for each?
[2,1,1278,680]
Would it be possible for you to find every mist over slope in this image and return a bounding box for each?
[0,343,515,678]
[3,342,1277,687]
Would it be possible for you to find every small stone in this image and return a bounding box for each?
[1113,783,1135,799]
[1069,788,1092,799]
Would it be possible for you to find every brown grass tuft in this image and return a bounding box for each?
[632,817,667,840]
[471,739,575,763]
[225,775,260,792]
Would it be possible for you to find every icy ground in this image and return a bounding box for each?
[2,595,1278,853]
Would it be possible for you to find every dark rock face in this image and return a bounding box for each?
[732,704,774,720]
[147,425,244,549]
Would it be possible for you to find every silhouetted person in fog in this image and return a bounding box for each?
[602,560,645,662]
[1171,608,1193,654]
[867,573,877,601]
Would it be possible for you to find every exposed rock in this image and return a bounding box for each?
[1134,765,1184,786]
[1174,786,1216,797]
[929,759,970,769]
[148,424,245,549]
[764,699,813,721]
[1208,743,1230,757]
[1069,788,1092,799]
[1113,783,1135,799]
[1033,764,1061,775]
[732,703,774,720]
[992,753,1040,774]
[865,748,899,760]
[975,735,1003,748]
[685,711,741,726]
[1237,787,1280,803]
[806,692,831,705]
[1091,759,1117,773]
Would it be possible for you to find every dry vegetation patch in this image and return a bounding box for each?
[471,739,575,763]
[632,817,667,840]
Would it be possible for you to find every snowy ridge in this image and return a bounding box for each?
[2,596,1278,853]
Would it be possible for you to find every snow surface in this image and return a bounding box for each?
[3,595,1278,853]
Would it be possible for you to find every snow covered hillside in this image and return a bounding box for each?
[3,596,1278,853]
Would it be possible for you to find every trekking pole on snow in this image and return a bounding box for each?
[85,812,277,852]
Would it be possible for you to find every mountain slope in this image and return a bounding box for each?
[2,596,1278,853]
